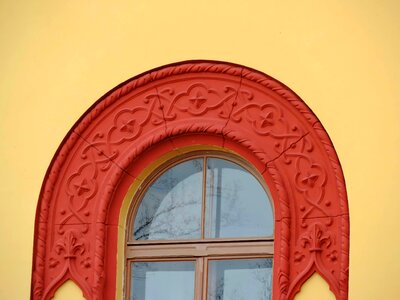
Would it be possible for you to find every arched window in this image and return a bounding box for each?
[31,61,349,300]
[126,153,274,299]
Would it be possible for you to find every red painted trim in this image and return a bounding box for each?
[31,60,349,300]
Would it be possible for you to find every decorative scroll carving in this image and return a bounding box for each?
[31,61,349,300]
[163,83,235,118]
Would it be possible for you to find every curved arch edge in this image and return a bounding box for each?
[31,61,349,300]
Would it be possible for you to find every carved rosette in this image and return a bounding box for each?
[32,61,349,300]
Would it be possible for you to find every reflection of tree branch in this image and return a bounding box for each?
[208,178,242,237]
[134,199,195,236]
[134,189,201,240]
[135,224,199,240]
[133,159,204,240]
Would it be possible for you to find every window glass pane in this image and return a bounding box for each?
[131,261,195,300]
[208,258,273,300]
[205,158,273,238]
[133,159,203,240]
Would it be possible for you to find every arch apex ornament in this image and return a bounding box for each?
[31,60,349,300]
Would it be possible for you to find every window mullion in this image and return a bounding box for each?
[201,157,207,239]
[202,257,209,300]
[195,257,204,300]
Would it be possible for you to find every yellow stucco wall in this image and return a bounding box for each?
[0,1,399,299]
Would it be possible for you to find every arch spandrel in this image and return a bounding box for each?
[31,61,349,300]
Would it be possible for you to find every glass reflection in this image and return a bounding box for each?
[131,261,195,300]
[208,259,273,300]
[205,158,273,238]
[133,159,203,240]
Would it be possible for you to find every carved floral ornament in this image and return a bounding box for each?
[31,61,349,300]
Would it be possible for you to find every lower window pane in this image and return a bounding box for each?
[208,258,273,300]
[131,261,195,300]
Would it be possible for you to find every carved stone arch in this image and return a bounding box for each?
[31,61,349,300]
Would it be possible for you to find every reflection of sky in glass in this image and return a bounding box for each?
[133,159,203,240]
[208,259,273,300]
[205,159,274,238]
[131,261,195,300]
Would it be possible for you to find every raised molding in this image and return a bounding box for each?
[31,61,349,300]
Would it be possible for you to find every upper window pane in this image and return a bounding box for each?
[132,155,274,241]
[133,159,203,240]
[205,158,273,238]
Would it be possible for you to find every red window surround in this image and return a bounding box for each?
[31,61,349,300]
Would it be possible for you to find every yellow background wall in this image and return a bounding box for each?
[1,1,399,299]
